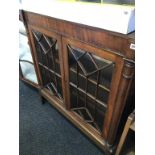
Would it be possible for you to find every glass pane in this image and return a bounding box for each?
[32,30,63,100]
[68,45,115,133]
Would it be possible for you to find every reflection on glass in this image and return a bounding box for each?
[32,30,63,100]
[68,45,115,133]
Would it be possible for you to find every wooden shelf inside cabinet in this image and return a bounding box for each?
[23,10,135,154]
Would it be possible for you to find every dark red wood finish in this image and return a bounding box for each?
[21,10,135,154]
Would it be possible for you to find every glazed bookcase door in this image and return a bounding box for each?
[63,37,124,138]
[28,25,65,104]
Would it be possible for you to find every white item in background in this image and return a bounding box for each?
[19,33,31,60]
[20,61,38,84]
[21,0,135,34]
[19,21,26,35]
[19,29,38,84]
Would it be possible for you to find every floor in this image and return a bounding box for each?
[19,81,135,155]
[19,81,104,155]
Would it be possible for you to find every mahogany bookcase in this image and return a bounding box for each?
[20,10,135,154]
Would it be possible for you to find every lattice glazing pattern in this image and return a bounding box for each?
[68,45,115,133]
[32,30,63,100]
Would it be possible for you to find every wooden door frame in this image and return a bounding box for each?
[27,24,67,107]
[62,36,125,142]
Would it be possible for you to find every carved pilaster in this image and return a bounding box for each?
[123,58,135,79]
[107,58,135,146]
